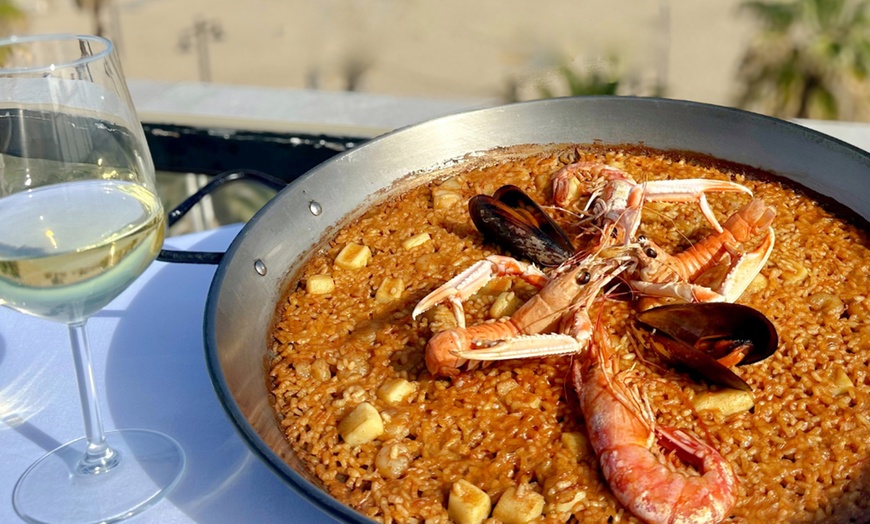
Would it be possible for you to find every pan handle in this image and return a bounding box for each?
[157,169,288,265]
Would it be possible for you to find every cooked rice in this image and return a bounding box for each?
[269,144,870,523]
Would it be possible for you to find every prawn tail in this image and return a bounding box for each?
[655,425,739,523]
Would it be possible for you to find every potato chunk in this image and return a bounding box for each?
[496,378,519,398]
[482,276,512,294]
[306,275,335,295]
[338,402,384,446]
[490,291,522,319]
[433,189,463,210]
[377,378,417,404]
[335,243,372,270]
[562,176,583,205]
[375,277,405,304]
[560,432,590,459]
[401,233,431,250]
[448,480,491,524]
[693,389,755,416]
[780,258,809,285]
[745,273,768,294]
[439,176,462,190]
[311,358,332,381]
[493,485,545,523]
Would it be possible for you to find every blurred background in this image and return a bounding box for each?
[4,0,870,232]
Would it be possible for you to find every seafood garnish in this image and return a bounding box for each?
[469,184,574,267]
[635,302,779,390]
[573,327,738,524]
[413,163,778,523]
[552,161,753,242]
[415,246,634,377]
[416,176,774,378]
[629,198,776,309]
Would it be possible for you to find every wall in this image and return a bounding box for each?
[21,0,757,107]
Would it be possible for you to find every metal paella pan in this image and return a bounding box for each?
[202,96,870,523]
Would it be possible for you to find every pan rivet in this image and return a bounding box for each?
[254,259,267,276]
[308,200,323,216]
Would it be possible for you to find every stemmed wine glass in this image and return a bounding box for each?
[0,35,185,523]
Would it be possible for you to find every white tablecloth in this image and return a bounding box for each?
[0,224,333,523]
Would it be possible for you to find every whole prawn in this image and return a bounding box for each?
[573,326,738,524]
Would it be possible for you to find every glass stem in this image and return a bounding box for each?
[69,320,120,474]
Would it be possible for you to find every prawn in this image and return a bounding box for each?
[572,326,738,524]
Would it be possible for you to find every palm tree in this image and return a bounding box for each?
[735,0,870,120]
[537,64,621,99]
[506,56,665,103]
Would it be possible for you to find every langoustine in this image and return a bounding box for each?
[415,246,634,377]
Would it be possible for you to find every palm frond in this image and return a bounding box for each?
[740,0,798,31]
[735,0,870,120]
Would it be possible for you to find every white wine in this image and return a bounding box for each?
[4,39,186,524]
[0,179,165,323]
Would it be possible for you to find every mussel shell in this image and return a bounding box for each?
[635,303,779,391]
[648,337,754,391]
[469,185,574,267]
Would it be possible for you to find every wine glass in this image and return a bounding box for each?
[0,34,185,523]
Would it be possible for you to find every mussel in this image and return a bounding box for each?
[469,185,574,267]
[635,303,779,391]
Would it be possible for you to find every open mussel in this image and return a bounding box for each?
[635,303,779,391]
[469,185,574,267]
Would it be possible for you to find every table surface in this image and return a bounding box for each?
[2,118,869,524]
[0,224,334,523]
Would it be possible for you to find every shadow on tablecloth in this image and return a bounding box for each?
[105,226,331,523]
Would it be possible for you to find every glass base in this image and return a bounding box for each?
[13,429,186,524]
